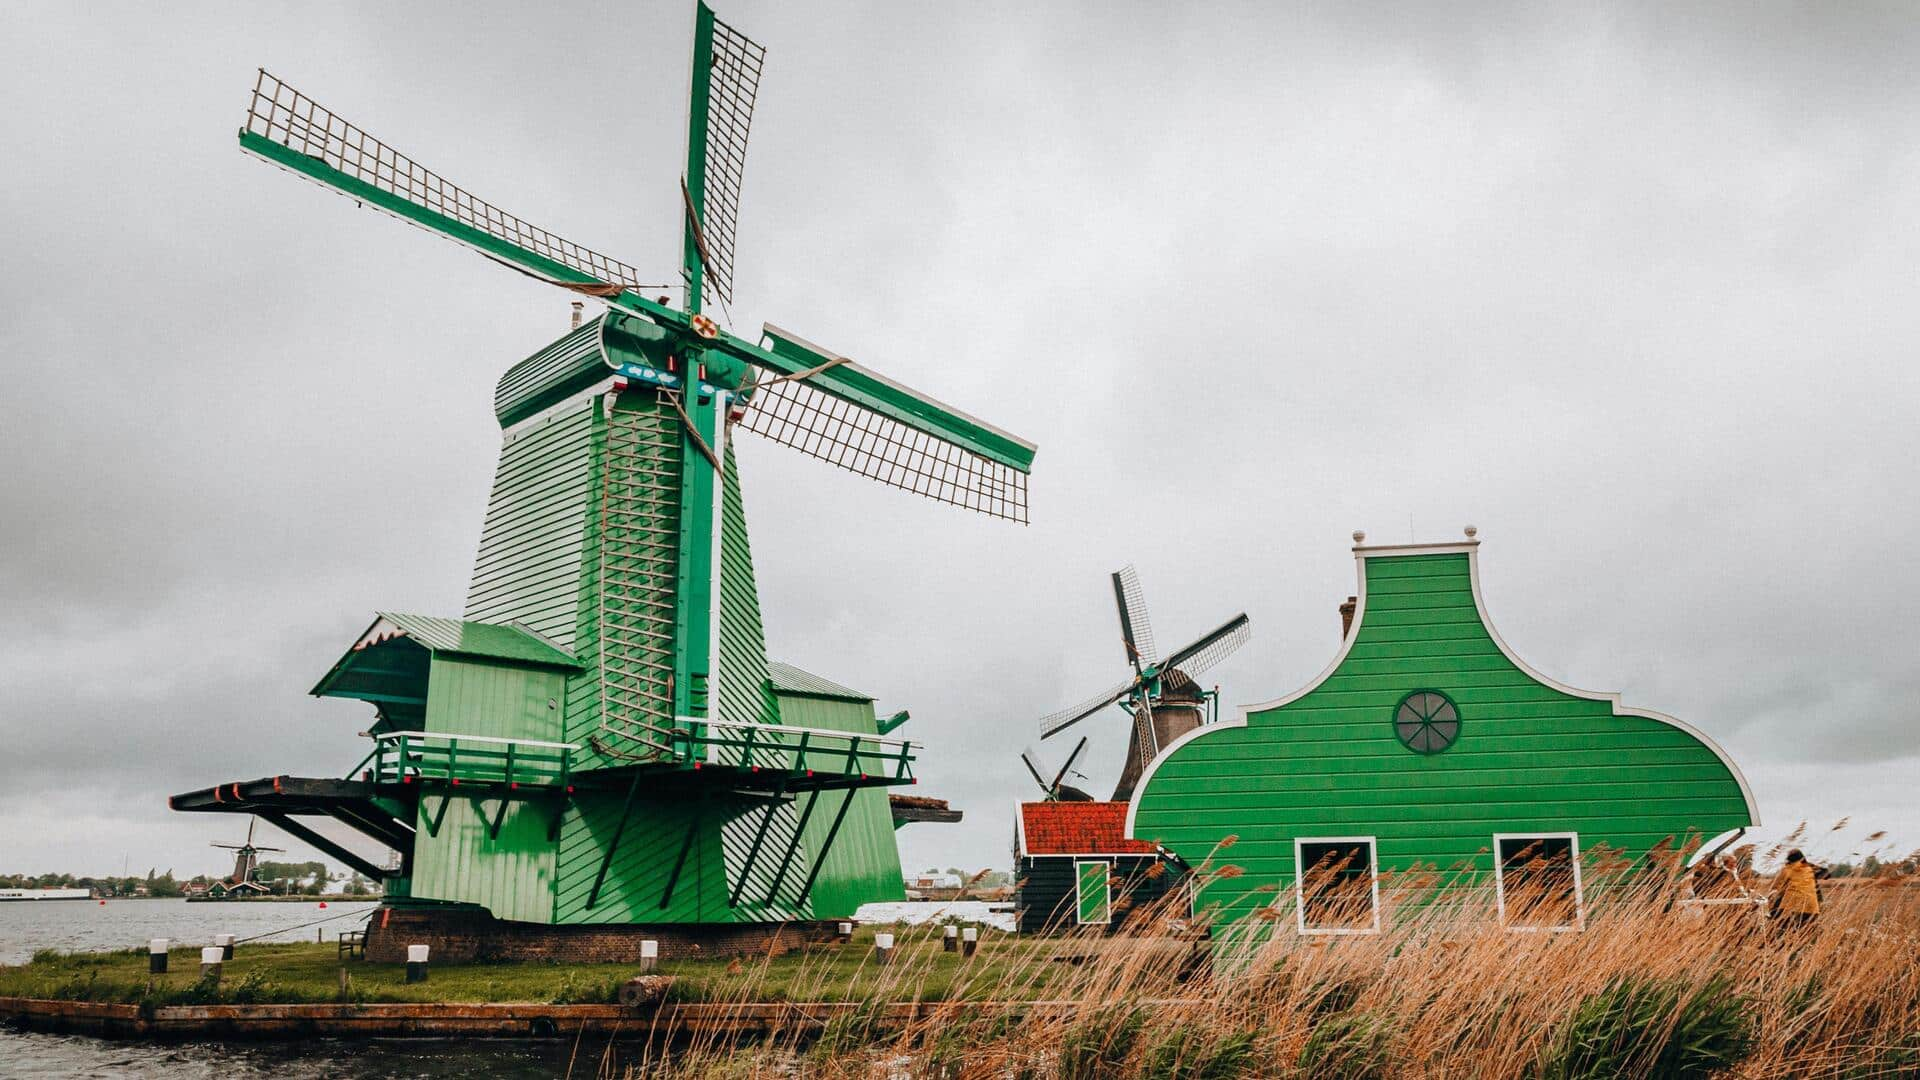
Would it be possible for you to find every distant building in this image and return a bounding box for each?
[1014,801,1181,933]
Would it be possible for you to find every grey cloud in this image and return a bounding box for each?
[3,1,1917,876]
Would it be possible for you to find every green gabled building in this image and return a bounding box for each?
[1128,533,1756,935]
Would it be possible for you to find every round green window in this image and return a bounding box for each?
[1395,691,1459,754]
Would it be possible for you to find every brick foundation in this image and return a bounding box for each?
[363,905,839,964]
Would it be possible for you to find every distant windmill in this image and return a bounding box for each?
[210,817,283,886]
[1038,566,1249,801]
[1020,737,1094,802]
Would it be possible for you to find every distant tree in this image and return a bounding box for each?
[257,861,327,892]
[341,874,375,897]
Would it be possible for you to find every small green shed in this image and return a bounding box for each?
[1128,535,1757,935]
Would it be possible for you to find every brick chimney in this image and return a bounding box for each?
[1339,596,1357,640]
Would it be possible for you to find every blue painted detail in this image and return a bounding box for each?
[616,362,683,389]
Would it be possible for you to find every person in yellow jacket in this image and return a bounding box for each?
[1770,849,1822,930]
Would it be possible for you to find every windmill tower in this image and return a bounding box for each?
[1037,567,1248,801]
[181,3,1036,943]
[210,818,283,888]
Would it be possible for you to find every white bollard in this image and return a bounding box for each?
[836,921,854,945]
[214,933,236,960]
[873,932,894,965]
[406,944,430,983]
[640,939,659,973]
[943,925,958,952]
[200,946,224,981]
[148,939,169,974]
[962,926,979,958]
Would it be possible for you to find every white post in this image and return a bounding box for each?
[640,939,659,973]
[873,932,895,965]
[199,946,224,981]
[406,944,430,983]
[148,939,169,975]
[836,921,853,945]
[962,926,979,958]
[214,933,236,960]
[943,924,958,952]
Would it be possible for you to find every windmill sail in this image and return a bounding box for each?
[1161,613,1252,680]
[238,66,1035,524]
[1111,565,1158,670]
[682,2,765,310]
[1038,675,1136,740]
[241,71,660,294]
[736,326,1034,522]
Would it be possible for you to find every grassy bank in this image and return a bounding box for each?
[0,926,1133,1008]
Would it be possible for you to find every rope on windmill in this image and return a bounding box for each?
[664,389,724,471]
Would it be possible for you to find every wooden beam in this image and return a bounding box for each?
[258,812,388,880]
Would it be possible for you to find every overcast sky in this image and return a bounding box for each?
[2,2,1916,884]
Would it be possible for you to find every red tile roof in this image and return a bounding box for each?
[1020,801,1159,856]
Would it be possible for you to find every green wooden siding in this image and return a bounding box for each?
[716,444,781,730]
[404,655,568,921]
[422,656,565,743]
[409,797,557,924]
[775,692,907,916]
[465,401,598,650]
[493,319,607,429]
[1132,550,1754,927]
[1075,861,1111,924]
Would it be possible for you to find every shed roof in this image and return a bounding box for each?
[310,613,579,702]
[1019,801,1159,857]
[362,613,578,668]
[766,661,871,702]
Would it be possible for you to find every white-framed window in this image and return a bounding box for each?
[1494,833,1584,931]
[1294,836,1380,935]
[1073,860,1112,925]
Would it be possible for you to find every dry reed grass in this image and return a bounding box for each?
[612,834,1920,1079]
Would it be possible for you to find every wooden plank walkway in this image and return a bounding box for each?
[0,995,1201,1041]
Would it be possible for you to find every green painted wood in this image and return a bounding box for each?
[466,403,599,651]
[1132,549,1754,928]
[774,691,906,917]
[494,320,608,429]
[1075,861,1111,925]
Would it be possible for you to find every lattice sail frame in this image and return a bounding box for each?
[1038,676,1136,740]
[244,70,660,291]
[736,369,1031,523]
[694,13,766,308]
[1112,565,1160,668]
[1162,614,1251,681]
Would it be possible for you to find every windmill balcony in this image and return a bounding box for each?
[688,719,917,789]
[355,732,577,791]
[361,722,918,795]
[590,716,918,792]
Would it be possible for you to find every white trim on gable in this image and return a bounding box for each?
[1127,539,1759,839]
[1459,546,1759,824]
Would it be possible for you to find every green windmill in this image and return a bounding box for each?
[172,4,1032,948]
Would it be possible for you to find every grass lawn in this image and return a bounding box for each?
[0,925,1188,1007]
